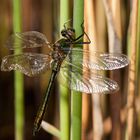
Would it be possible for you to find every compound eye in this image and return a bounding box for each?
[61,30,66,36]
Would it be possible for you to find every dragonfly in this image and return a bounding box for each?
[1,22,129,135]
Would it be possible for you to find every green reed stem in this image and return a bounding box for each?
[13,0,24,140]
[71,0,84,140]
[60,0,70,140]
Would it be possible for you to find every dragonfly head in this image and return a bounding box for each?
[61,28,75,41]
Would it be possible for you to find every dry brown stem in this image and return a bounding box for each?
[102,0,123,140]
[125,0,138,139]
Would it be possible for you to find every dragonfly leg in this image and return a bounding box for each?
[73,33,91,44]
[63,19,73,29]
[73,22,91,45]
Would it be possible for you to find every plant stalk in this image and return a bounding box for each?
[13,0,24,140]
[125,0,138,139]
[60,0,70,140]
[71,0,84,140]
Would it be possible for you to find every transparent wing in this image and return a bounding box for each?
[64,48,129,70]
[5,31,51,50]
[1,53,52,76]
[60,66,119,94]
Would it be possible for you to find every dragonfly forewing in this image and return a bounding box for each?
[64,48,129,70]
[1,53,52,77]
[5,31,51,50]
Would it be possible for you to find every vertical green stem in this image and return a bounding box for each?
[71,0,84,140]
[60,0,70,140]
[13,0,24,140]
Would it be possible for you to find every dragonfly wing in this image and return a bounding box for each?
[1,53,52,76]
[60,67,119,94]
[6,31,51,50]
[64,48,129,70]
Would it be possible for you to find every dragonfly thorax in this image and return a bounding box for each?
[51,38,71,63]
